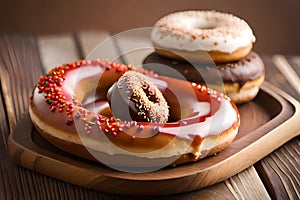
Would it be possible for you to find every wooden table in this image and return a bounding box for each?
[0,31,299,199]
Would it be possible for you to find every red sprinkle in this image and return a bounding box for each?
[31,59,156,137]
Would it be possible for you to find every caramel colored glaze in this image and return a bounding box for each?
[30,60,240,165]
[143,51,265,88]
[153,43,253,64]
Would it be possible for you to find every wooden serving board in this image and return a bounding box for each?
[7,82,300,196]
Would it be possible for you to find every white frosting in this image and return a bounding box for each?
[162,99,238,140]
[151,10,256,53]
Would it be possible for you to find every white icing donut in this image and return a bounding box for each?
[151,10,256,62]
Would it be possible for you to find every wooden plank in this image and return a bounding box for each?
[37,34,79,72]
[76,30,123,64]
[289,55,300,73]
[226,166,271,200]
[0,85,17,199]
[0,34,43,130]
[0,82,26,199]
[0,34,43,200]
[254,55,300,200]
[256,138,300,200]
[75,30,109,58]
[272,55,300,97]
[113,28,154,66]
[263,56,300,101]
[0,82,9,150]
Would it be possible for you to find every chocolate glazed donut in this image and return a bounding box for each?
[143,51,265,104]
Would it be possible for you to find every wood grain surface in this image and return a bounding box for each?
[254,55,300,200]
[0,31,299,199]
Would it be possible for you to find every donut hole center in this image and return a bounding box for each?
[74,78,114,118]
[195,24,217,30]
[142,83,159,104]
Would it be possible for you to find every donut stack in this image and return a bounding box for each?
[144,10,265,103]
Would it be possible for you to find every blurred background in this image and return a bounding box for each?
[0,0,299,54]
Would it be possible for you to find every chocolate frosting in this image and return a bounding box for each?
[143,51,265,87]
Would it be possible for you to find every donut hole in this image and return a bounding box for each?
[141,82,159,104]
[71,73,115,119]
[195,24,217,30]
[75,82,114,118]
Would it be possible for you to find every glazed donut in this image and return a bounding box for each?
[151,10,256,63]
[143,51,265,104]
[29,59,240,170]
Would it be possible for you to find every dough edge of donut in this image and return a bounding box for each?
[153,43,253,63]
[29,105,239,164]
[151,10,256,58]
[208,75,265,104]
